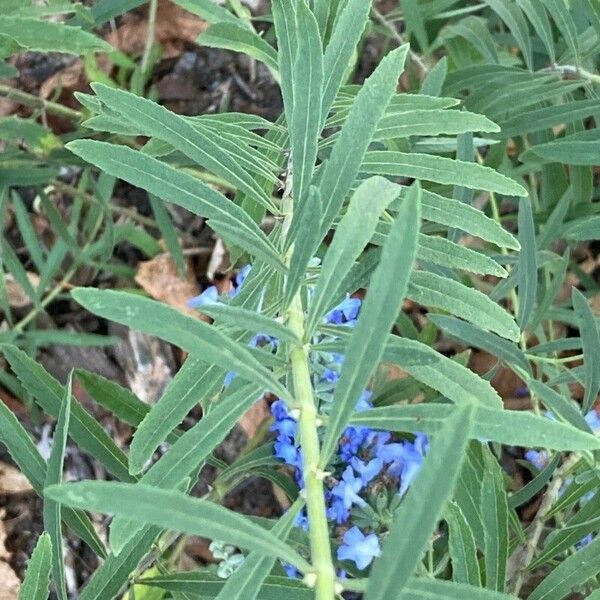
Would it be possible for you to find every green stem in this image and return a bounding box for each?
[288,299,337,599]
[281,165,336,598]
[0,82,82,121]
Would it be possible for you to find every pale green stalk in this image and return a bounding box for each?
[281,173,336,599]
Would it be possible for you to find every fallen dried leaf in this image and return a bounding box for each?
[5,272,40,308]
[135,252,201,318]
[0,462,32,495]
[105,0,207,59]
[0,514,20,600]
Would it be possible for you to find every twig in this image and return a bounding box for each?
[511,452,582,596]
[0,82,82,121]
[140,0,158,76]
[371,7,429,77]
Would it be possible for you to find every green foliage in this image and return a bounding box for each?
[1,1,600,599]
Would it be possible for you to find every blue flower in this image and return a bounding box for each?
[271,400,290,421]
[350,457,383,485]
[327,495,350,524]
[339,426,371,461]
[525,449,548,470]
[187,285,219,308]
[331,466,367,511]
[324,297,362,325]
[234,265,251,289]
[282,562,299,579]
[585,409,600,432]
[294,510,309,531]
[274,440,298,465]
[323,368,340,383]
[271,417,297,439]
[337,526,381,570]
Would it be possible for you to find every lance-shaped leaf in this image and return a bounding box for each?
[446,502,481,586]
[408,271,520,341]
[111,381,263,553]
[18,533,52,600]
[307,176,400,334]
[90,84,275,211]
[362,151,528,196]
[45,482,311,572]
[319,183,420,466]
[517,196,537,330]
[1,345,132,483]
[43,372,72,600]
[214,501,303,600]
[366,404,473,599]
[572,288,600,413]
[198,23,280,73]
[71,288,289,400]
[320,0,371,124]
[0,392,106,558]
[66,141,283,270]
[272,0,297,123]
[199,303,299,343]
[351,404,600,451]
[318,44,410,240]
[289,0,322,211]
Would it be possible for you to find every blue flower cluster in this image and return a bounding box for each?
[188,265,251,308]
[271,296,429,573]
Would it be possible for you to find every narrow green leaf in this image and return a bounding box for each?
[91,84,275,211]
[307,176,400,334]
[542,0,579,64]
[430,315,531,376]
[214,501,303,600]
[0,393,106,558]
[319,183,420,465]
[2,345,132,482]
[18,533,52,600]
[562,215,600,241]
[71,288,289,401]
[198,303,299,343]
[351,404,600,451]
[272,0,297,123]
[198,22,279,73]
[45,482,311,572]
[79,526,161,600]
[148,195,186,275]
[509,454,560,509]
[528,380,591,433]
[141,572,312,599]
[408,271,520,341]
[529,537,600,600]
[43,371,72,600]
[320,0,371,123]
[517,196,537,330]
[318,44,410,239]
[416,189,519,249]
[66,141,283,270]
[497,99,600,138]
[379,334,502,408]
[420,56,448,96]
[572,288,600,413]
[446,501,481,586]
[130,360,224,474]
[0,16,111,54]
[362,151,528,197]
[284,187,323,305]
[290,0,323,209]
[485,0,532,69]
[365,404,473,600]
[171,0,243,26]
[400,578,520,599]
[481,450,509,592]
[112,381,263,552]
[516,0,555,62]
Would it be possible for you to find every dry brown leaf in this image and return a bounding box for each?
[238,398,270,439]
[40,59,86,100]
[0,562,19,600]
[105,0,207,58]
[135,252,202,318]
[5,272,40,308]
[0,462,32,495]
[0,514,19,600]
